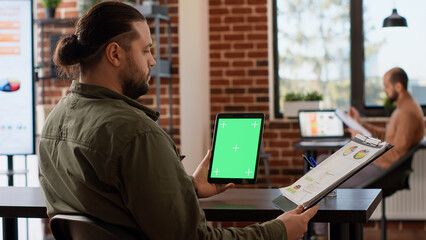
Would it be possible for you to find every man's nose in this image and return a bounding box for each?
[150,57,156,67]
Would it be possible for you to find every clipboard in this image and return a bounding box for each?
[273,134,393,211]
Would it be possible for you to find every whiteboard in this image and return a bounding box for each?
[0,0,34,155]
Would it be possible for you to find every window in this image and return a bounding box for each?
[363,0,426,107]
[273,0,426,118]
[273,0,351,118]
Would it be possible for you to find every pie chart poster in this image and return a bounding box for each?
[0,0,34,155]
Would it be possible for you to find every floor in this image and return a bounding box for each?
[363,228,426,240]
[363,221,426,240]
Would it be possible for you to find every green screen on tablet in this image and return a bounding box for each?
[208,113,264,184]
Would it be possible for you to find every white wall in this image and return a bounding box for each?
[179,0,210,174]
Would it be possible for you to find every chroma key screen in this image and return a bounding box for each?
[210,118,263,180]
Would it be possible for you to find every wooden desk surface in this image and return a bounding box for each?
[199,188,382,223]
[0,187,381,224]
[0,187,48,218]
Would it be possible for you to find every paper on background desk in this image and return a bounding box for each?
[278,135,389,209]
[335,109,372,137]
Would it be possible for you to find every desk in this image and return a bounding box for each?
[1,187,382,240]
[200,188,382,240]
[0,187,47,240]
[0,187,47,218]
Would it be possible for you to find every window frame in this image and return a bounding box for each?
[273,0,426,118]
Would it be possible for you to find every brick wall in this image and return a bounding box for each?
[35,0,78,105]
[209,0,303,188]
[35,0,180,143]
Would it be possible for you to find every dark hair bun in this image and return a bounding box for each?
[53,34,82,67]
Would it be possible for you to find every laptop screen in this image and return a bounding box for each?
[298,110,345,138]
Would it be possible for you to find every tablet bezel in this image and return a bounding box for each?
[208,113,265,184]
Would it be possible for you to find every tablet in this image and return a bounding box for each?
[208,113,265,184]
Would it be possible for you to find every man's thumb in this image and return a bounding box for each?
[290,205,304,214]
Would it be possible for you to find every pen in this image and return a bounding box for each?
[302,155,314,168]
[309,157,317,167]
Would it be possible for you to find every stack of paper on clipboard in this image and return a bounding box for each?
[273,134,393,211]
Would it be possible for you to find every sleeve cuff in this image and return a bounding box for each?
[261,219,287,240]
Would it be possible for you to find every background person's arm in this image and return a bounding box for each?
[349,107,386,140]
[375,111,421,169]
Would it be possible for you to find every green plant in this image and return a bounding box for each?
[304,91,323,101]
[41,0,62,8]
[284,91,323,101]
[284,92,304,101]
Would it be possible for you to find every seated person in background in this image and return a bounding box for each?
[38,2,317,240]
[314,67,424,238]
[342,67,424,188]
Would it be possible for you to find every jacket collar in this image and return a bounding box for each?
[70,80,160,121]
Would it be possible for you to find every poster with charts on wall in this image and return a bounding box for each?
[0,0,34,155]
[273,134,393,211]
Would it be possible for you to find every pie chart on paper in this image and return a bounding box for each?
[354,149,369,160]
[343,145,358,156]
[0,78,20,92]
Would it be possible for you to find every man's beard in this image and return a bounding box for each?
[120,57,150,100]
[387,91,398,104]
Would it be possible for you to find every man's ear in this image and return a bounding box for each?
[105,42,123,67]
[395,82,403,93]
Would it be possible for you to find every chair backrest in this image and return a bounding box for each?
[356,141,423,198]
[50,214,142,240]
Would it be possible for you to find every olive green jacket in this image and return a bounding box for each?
[39,81,286,240]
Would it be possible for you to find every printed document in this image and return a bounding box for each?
[335,109,372,137]
[273,134,392,210]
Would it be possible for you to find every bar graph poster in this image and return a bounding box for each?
[0,0,34,155]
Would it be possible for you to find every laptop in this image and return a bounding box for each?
[298,110,350,146]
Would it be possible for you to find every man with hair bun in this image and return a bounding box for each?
[39,1,317,240]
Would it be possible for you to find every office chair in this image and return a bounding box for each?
[355,141,423,240]
[50,214,143,240]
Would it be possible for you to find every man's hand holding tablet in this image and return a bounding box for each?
[193,149,235,198]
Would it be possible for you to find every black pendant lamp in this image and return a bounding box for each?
[383,8,407,27]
